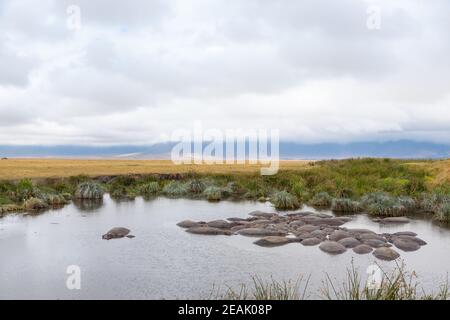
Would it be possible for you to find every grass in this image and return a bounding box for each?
[270,190,300,210]
[211,263,448,300]
[331,198,361,213]
[211,276,310,300]
[321,262,449,300]
[0,159,311,180]
[74,182,104,199]
[309,191,332,207]
[162,181,189,197]
[203,186,222,201]
[138,182,160,196]
[0,158,449,220]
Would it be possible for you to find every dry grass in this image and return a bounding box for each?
[428,160,450,187]
[0,159,312,180]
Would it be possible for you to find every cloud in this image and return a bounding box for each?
[0,0,449,145]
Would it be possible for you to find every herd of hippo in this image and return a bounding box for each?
[176,211,427,261]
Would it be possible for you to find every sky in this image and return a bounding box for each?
[0,0,449,146]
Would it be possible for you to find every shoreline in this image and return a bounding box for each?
[1,158,449,223]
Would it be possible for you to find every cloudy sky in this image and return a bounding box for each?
[0,0,449,146]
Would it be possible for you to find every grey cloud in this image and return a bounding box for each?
[0,0,449,145]
[0,43,35,87]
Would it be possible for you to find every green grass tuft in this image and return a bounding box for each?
[271,191,300,210]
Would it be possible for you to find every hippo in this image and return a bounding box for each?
[102,227,134,240]
[301,237,322,246]
[186,226,233,236]
[319,241,347,254]
[338,237,361,248]
[254,236,292,247]
[352,244,373,254]
[373,247,400,261]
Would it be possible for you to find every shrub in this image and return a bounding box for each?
[309,192,332,207]
[271,191,300,210]
[331,198,361,213]
[162,181,189,197]
[75,182,104,199]
[203,186,222,201]
[139,182,160,196]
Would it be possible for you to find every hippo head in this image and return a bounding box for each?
[102,233,112,240]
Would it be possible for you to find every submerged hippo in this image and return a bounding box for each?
[102,227,135,240]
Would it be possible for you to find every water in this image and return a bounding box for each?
[1,196,450,299]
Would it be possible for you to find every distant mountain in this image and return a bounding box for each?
[0,140,449,159]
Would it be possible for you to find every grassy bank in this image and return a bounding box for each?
[1,158,449,221]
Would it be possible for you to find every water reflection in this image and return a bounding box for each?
[73,198,104,212]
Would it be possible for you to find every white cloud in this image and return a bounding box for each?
[0,0,449,145]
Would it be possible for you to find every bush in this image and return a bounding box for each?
[309,192,332,207]
[203,186,222,201]
[139,182,160,196]
[331,198,361,213]
[162,181,189,197]
[271,191,300,210]
[75,182,104,199]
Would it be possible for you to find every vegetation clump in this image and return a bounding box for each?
[139,182,160,196]
[203,186,222,202]
[75,182,104,199]
[360,192,415,217]
[271,191,300,210]
[331,198,361,213]
[321,263,449,300]
[309,192,332,207]
[45,194,68,206]
[162,181,189,197]
[212,264,449,300]
[24,197,49,212]
[187,180,206,194]
[436,202,450,223]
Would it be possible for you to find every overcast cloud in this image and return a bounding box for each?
[0,0,449,145]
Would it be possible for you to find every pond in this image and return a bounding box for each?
[1,196,449,299]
